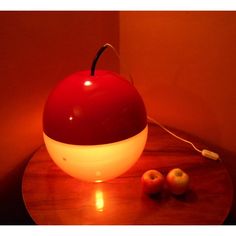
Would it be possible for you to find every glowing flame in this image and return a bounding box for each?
[95,190,104,212]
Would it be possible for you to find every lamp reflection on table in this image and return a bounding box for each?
[95,190,104,212]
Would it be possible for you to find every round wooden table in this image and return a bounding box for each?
[22,124,233,225]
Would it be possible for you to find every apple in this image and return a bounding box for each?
[141,170,165,195]
[166,168,190,195]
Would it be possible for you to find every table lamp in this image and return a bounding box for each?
[43,44,148,182]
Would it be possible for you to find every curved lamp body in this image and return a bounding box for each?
[43,70,147,182]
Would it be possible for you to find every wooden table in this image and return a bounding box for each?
[22,124,233,225]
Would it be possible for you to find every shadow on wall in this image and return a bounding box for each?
[0,151,36,225]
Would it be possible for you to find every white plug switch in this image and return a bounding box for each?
[201,149,220,161]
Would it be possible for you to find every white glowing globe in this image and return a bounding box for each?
[43,126,147,182]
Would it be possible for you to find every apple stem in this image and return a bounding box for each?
[91,44,109,76]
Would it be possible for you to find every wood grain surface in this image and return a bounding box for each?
[22,124,233,225]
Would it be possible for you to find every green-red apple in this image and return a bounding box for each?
[166,168,190,195]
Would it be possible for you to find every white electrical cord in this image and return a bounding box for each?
[103,43,134,85]
[102,43,220,161]
[147,116,202,153]
[147,116,220,161]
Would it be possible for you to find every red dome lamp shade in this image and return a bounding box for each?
[43,44,148,182]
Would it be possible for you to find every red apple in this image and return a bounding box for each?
[166,168,190,195]
[141,170,165,195]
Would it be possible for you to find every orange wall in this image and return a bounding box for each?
[0,11,119,223]
[120,11,236,154]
